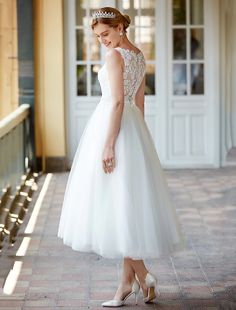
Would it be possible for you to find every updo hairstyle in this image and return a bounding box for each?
[91,7,131,33]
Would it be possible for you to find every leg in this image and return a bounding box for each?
[113,257,135,300]
[130,259,149,297]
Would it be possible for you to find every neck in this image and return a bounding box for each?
[118,35,132,48]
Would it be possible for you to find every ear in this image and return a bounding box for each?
[117,23,124,32]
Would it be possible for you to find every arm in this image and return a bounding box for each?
[102,49,124,174]
[134,74,145,118]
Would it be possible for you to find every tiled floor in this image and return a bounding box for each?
[0,168,236,309]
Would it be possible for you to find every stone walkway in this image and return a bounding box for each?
[0,168,236,309]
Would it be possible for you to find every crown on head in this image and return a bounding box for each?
[92,10,116,19]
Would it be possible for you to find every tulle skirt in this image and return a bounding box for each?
[57,99,185,259]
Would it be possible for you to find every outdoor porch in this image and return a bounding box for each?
[0,168,235,309]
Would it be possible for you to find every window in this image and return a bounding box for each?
[75,0,156,96]
[172,0,204,95]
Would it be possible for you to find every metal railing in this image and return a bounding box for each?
[0,104,38,250]
[0,104,32,190]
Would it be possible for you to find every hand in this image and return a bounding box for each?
[102,146,116,174]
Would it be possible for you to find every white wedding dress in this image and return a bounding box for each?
[57,47,184,259]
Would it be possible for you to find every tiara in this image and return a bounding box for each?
[92,10,116,19]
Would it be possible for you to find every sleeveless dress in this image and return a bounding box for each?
[57,47,184,259]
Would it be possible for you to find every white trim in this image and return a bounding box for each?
[219,0,236,166]
[205,0,220,167]
[63,0,77,166]
[156,0,168,162]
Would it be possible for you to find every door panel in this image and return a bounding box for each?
[166,0,220,167]
[66,0,159,166]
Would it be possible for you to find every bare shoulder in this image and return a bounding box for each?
[106,48,121,59]
[105,48,123,66]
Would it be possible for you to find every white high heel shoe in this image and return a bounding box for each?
[143,272,160,303]
[102,279,140,307]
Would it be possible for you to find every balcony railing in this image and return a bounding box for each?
[0,104,38,250]
[0,104,30,189]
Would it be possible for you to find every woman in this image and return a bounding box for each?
[57,7,184,307]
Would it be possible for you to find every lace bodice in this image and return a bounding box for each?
[98,47,146,104]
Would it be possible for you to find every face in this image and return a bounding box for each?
[93,23,123,49]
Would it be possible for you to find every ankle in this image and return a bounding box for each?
[139,282,148,297]
[136,270,148,285]
[120,275,135,287]
[120,280,133,288]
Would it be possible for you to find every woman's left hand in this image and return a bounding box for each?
[102,146,116,174]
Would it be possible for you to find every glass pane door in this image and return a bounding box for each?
[75,0,103,97]
[172,0,204,96]
[117,0,156,95]
[75,0,157,97]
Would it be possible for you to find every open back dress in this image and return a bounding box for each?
[57,47,184,259]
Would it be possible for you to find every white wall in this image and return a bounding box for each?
[220,0,236,164]
[231,0,236,146]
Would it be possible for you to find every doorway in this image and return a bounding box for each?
[64,0,220,168]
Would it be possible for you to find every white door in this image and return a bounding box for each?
[65,0,220,168]
[65,0,160,166]
[164,0,220,167]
